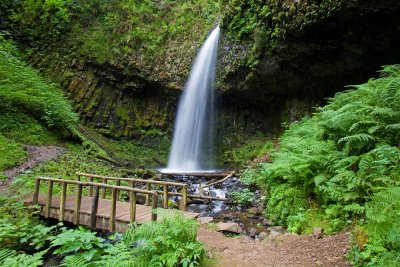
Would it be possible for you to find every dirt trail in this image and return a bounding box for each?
[198,226,350,267]
[0,145,64,192]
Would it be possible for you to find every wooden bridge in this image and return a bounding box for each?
[25,171,235,232]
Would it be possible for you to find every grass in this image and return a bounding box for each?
[0,134,27,177]
[0,112,59,146]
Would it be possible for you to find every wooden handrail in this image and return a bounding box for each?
[76,172,189,211]
[33,176,158,231]
[76,172,186,187]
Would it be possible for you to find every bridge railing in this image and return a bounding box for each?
[76,172,189,210]
[32,176,158,232]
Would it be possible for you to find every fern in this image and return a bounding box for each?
[0,249,45,267]
[0,249,17,263]
[61,255,91,267]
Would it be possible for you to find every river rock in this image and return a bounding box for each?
[268,226,285,233]
[262,219,271,226]
[217,222,242,234]
[248,227,257,238]
[258,231,268,240]
[268,230,283,239]
[313,227,324,239]
[198,216,214,224]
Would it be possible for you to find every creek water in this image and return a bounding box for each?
[163,26,220,173]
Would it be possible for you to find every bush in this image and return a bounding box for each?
[0,33,78,135]
[0,134,27,173]
[123,213,205,266]
[242,66,400,264]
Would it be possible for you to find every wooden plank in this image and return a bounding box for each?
[74,184,83,225]
[45,181,53,218]
[76,172,187,186]
[145,183,150,206]
[101,178,107,199]
[163,184,168,208]
[90,186,99,228]
[109,188,117,231]
[59,182,67,221]
[130,191,136,223]
[29,193,200,231]
[33,179,40,205]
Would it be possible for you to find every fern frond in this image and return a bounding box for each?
[0,249,17,264]
[338,133,375,145]
[61,255,91,267]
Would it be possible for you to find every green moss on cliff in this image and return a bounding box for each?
[220,0,343,68]
[6,0,220,85]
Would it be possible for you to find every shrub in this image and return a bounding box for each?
[0,33,78,136]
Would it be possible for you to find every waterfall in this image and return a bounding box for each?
[164,26,220,173]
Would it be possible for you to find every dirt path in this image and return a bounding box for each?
[198,227,350,267]
[0,145,64,192]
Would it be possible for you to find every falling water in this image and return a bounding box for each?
[164,26,220,173]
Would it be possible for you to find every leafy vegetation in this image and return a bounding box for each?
[220,0,343,66]
[0,32,78,177]
[0,33,78,135]
[230,188,254,206]
[0,134,27,176]
[4,0,220,82]
[242,65,400,264]
[0,195,206,267]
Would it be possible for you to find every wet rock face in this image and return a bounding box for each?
[64,62,179,138]
[37,1,400,138]
[220,0,400,132]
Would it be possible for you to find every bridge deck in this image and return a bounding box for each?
[26,194,199,232]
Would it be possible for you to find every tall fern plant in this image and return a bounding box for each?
[251,65,400,229]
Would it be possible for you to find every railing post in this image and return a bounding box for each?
[163,184,168,208]
[109,188,117,232]
[101,178,107,199]
[145,182,150,206]
[89,177,94,197]
[77,174,81,181]
[90,186,99,228]
[59,182,67,221]
[33,178,40,205]
[130,191,137,224]
[74,184,83,225]
[182,185,188,211]
[116,180,121,201]
[45,181,54,218]
[151,192,158,221]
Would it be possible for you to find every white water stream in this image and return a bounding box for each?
[163,26,220,173]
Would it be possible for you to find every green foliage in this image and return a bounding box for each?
[242,65,400,263]
[5,0,220,80]
[0,134,27,173]
[123,213,205,266]
[50,226,108,261]
[0,248,45,267]
[0,196,59,252]
[0,33,78,135]
[349,187,400,266]
[222,134,274,167]
[220,0,343,66]
[230,188,254,205]
[0,112,59,145]
[12,143,127,194]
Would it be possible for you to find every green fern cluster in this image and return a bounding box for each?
[0,32,78,137]
[0,248,45,267]
[1,196,206,267]
[244,65,399,263]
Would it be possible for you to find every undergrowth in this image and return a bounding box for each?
[0,32,79,178]
[242,65,400,265]
[0,196,206,267]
